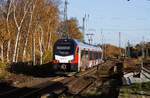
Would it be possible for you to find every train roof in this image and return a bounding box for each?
[55,38,102,52]
[74,39,102,52]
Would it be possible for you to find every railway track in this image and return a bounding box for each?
[0,77,72,98]
[0,61,122,98]
[0,65,100,98]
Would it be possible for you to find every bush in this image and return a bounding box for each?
[0,61,7,68]
[43,50,53,64]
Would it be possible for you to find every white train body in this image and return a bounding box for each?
[53,38,103,72]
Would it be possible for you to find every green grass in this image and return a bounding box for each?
[119,82,150,98]
[128,82,150,91]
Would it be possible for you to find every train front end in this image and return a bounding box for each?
[52,39,78,72]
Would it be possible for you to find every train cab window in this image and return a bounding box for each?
[54,40,75,56]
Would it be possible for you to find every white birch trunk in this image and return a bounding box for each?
[33,33,36,65]
[13,27,21,62]
[7,40,11,62]
[48,32,52,50]
[23,2,36,62]
[6,0,13,63]
[39,37,43,65]
[47,18,52,51]
[39,26,44,65]
[22,34,28,61]
[16,35,21,62]
[32,31,36,65]
[0,44,4,63]
[12,1,29,62]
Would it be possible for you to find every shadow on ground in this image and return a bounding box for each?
[65,76,123,98]
[7,62,57,77]
[0,80,67,98]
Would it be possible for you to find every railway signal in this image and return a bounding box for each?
[86,33,94,45]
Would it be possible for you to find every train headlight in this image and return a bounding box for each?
[53,60,59,64]
[69,60,74,64]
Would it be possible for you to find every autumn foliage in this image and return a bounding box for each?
[0,0,83,65]
[62,18,83,41]
[103,44,124,58]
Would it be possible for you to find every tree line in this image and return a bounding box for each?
[0,0,83,65]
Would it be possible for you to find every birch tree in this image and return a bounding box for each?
[39,25,44,65]
[16,34,21,62]
[32,26,36,65]
[0,0,61,64]
[22,0,36,62]
[0,31,4,63]
[6,0,13,63]
[0,43,4,63]
[12,0,31,62]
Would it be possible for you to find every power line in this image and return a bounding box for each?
[100,28,150,32]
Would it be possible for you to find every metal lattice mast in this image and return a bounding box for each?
[82,15,86,41]
[64,0,68,21]
[63,0,69,38]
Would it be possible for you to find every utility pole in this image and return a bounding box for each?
[142,36,145,59]
[119,32,121,48]
[101,29,104,59]
[82,14,89,42]
[119,32,122,57]
[63,0,69,38]
[64,0,68,21]
[146,45,149,58]
[101,29,103,46]
[82,14,86,41]
[127,40,130,58]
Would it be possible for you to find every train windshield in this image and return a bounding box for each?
[54,40,75,56]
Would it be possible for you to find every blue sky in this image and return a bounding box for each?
[64,0,150,47]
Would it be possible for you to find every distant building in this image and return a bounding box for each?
[126,42,150,58]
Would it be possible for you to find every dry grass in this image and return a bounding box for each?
[103,44,124,58]
[123,58,141,73]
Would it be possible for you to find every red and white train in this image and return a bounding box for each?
[52,38,103,72]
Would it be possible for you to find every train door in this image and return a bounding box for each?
[80,49,89,71]
[78,47,81,71]
[92,50,94,67]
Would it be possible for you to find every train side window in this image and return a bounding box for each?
[99,52,101,59]
[92,51,94,60]
[81,50,88,56]
[88,50,90,60]
[100,52,102,58]
[95,52,97,59]
[81,50,84,57]
[89,51,92,60]
[96,52,98,59]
